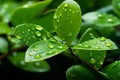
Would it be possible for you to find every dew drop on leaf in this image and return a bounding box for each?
[107,18,114,23]
[97,14,103,18]
[105,42,112,47]
[34,54,41,59]
[35,62,41,67]
[35,31,41,36]
[68,32,72,36]
[16,35,22,39]
[20,60,26,66]
[54,15,57,19]
[34,48,38,52]
[42,35,47,41]
[90,58,96,64]
[100,61,103,65]
[48,44,54,49]
[64,3,68,7]
[29,53,33,56]
[100,37,106,41]
[35,26,43,31]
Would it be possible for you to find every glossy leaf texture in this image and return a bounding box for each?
[75,28,106,69]
[0,1,18,23]
[82,11,120,27]
[66,65,96,80]
[0,37,8,54]
[0,22,11,34]
[14,23,53,46]
[25,40,68,62]
[8,52,50,72]
[82,11,120,38]
[11,0,52,25]
[53,0,82,44]
[102,60,120,80]
[112,0,120,17]
[73,37,118,50]
[32,10,55,33]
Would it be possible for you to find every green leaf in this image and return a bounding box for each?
[11,0,52,25]
[0,1,18,23]
[82,11,120,27]
[73,37,118,50]
[75,28,106,69]
[102,60,120,80]
[53,0,82,44]
[0,22,11,34]
[32,10,55,33]
[14,23,53,46]
[0,37,8,54]
[112,0,120,17]
[66,65,96,80]
[25,40,68,62]
[8,52,50,72]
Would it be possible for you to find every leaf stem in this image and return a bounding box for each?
[68,46,108,80]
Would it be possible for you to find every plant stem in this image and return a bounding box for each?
[68,46,108,80]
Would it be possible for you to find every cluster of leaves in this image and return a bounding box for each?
[0,0,120,80]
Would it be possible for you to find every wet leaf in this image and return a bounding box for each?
[25,40,68,62]
[14,23,53,46]
[75,28,106,69]
[11,0,52,25]
[53,0,82,44]
[82,11,120,27]
[73,37,118,50]
[8,52,50,72]
[102,60,120,80]
[66,65,96,80]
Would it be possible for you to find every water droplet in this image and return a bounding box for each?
[107,18,114,23]
[34,54,41,59]
[59,13,62,16]
[50,38,56,42]
[100,37,106,41]
[68,32,72,36]
[69,9,72,12]
[34,48,38,51]
[35,31,41,36]
[78,44,83,47]
[54,26,58,29]
[20,60,26,66]
[16,35,22,39]
[27,29,30,31]
[35,62,41,66]
[94,46,101,49]
[100,61,103,65]
[97,14,103,18]
[47,51,53,55]
[48,44,54,49]
[112,61,119,67]
[89,51,93,57]
[90,58,96,64]
[64,9,67,11]
[83,44,89,48]
[29,53,33,56]
[42,35,47,41]
[117,3,120,9]
[58,46,63,49]
[89,33,95,39]
[64,3,68,7]
[57,19,59,22]
[54,15,57,19]
[35,26,43,31]
[105,42,112,47]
